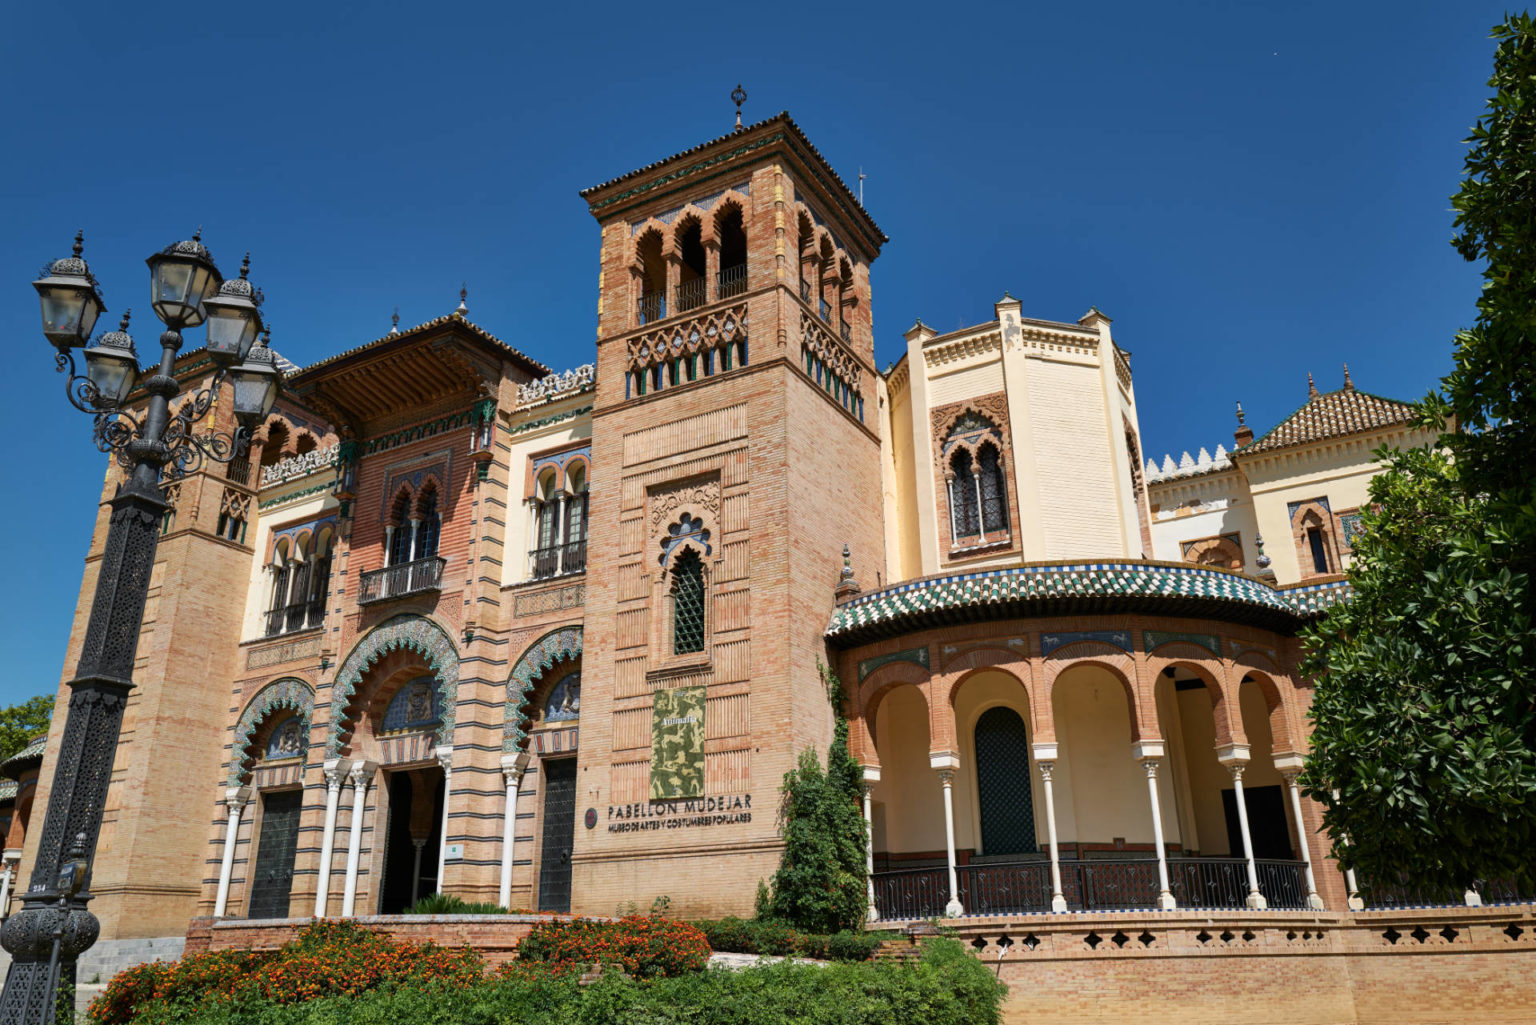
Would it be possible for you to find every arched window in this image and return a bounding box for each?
[382,677,442,733]
[308,529,334,610]
[978,443,1008,534]
[564,465,589,573]
[260,421,289,469]
[388,489,413,566]
[415,486,441,560]
[676,217,706,312]
[670,548,706,655]
[544,671,581,722]
[950,450,979,538]
[636,230,666,324]
[294,432,317,457]
[717,204,748,299]
[974,707,1035,855]
[796,210,816,303]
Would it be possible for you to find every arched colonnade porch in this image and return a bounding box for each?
[842,616,1345,920]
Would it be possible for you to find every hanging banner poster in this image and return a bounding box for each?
[651,685,705,800]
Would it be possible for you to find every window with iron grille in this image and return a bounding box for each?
[979,443,1008,533]
[671,548,705,655]
[416,491,441,559]
[950,450,979,536]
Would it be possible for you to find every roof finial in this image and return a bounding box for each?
[119,309,131,332]
[389,306,401,336]
[1343,363,1354,390]
[835,543,861,598]
[239,252,250,280]
[456,283,468,316]
[731,84,747,131]
[1236,400,1246,426]
[1307,371,1319,399]
[72,230,84,258]
[193,226,202,242]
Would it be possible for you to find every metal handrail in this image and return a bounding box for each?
[718,263,748,299]
[840,321,852,344]
[358,556,446,604]
[818,298,831,322]
[637,291,665,324]
[676,277,707,312]
[529,540,587,579]
[263,600,324,637]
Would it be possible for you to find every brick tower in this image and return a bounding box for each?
[571,113,887,915]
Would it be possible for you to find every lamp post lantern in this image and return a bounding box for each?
[0,233,282,1024]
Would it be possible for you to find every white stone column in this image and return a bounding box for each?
[931,752,963,917]
[411,840,427,903]
[214,786,252,917]
[1276,759,1324,910]
[1219,746,1265,909]
[1133,742,1176,910]
[435,745,454,894]
[314,759,347,917]
[1331,787,1365,910]
[553,495,569,574]
[499,751,530,908]
[1032,742,1067,912]
[862,765,880,922]
[0,851,17,920]
[341,762,372,917]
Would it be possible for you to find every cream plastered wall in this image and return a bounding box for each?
[1050,664,1176,847]
[870,684,946,855]
[499,405,593,588]
[1026,355,1126,559]
[240,487,338,642]
[882,365,921,585]
[1239,425,1432,585]
[1148,470,1260,568]
[1167,682,1291,856]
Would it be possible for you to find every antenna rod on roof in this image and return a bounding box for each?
[858,167,866,206]
[732,84,747,132]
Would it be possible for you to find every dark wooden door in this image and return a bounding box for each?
[248,790,302,919]
[537,759,577,912]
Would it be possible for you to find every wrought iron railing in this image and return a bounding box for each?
[358,556,446,604]
[799,279,812,303]
[1169,857,1309,909]
[818,298,831,322]
[872,865,950,920]
[718,263,748,299]
[840,321,851,344]
[871,856,1312,918]
[263,600,324,638]
[1359,874,1533,908]
[226,456,252,486]
[637,291,665,324]
[529,540,587,580]
[676,277,707,312]
[959,861,1053,915]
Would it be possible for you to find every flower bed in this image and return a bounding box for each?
[690,916,893,961]
[515,914,711,978]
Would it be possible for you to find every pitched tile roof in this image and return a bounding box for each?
[1240,385,1417,455]
[824,561,1351,645]
[290,313,548,381]
[579,112,888,246]
[2,732,47,780]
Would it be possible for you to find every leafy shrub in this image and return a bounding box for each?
[403,892,510,915]
[690,916,891,961]
[760,668,871,934]
[101,938,1004,1025]
[88,920,483,1025]
[515,914,709,979]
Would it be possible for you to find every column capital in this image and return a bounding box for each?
[435,744,454,771]
[1037,760,1056,783]
[1273,752,1306,775]
[347,760,375,786]
[1216,742,1251,766]
[323,757,350,790]
[929,751,960,773]
[223,785,253,807]
[1141,758,1161,780]
[1277,767,1302,784]
[936,767,956,787]
[1131,740,1166,762]
[1031,741,1059,762]
[1226,762,1247,782]
[861,764,882,785]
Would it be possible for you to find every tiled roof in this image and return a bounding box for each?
[1240,386,1416,455]
[824,562,1351,645]
[290,314,548,380]
[0,778,15,802]
[2,733,47,781]
[579,112,888,245]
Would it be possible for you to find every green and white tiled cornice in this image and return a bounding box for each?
[825,561,1351,644]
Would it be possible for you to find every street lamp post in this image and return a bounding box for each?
[0,232,281,1024]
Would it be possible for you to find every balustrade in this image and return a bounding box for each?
[263,599,325,638]
[717,263,747,299]
[357,556,446,604]
[676,277,707,313]
[637,291,665,325]
[530,540,587,580]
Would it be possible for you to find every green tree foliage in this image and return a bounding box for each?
[760,664,870,934]
[0,695,52,763]
[1301,14,1536,893]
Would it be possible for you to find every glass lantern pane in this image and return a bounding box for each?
[155,262,193,305]
[40,288,83,337]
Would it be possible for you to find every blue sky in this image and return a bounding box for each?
[0,1,1509,704]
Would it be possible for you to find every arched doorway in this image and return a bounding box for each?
[974,707,1035,856]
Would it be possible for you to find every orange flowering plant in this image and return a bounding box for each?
[514,914,710,979]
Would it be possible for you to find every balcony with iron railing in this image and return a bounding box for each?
[676,276,707,313]
[264,600,326,638]
[357,556,446,605]
[799,278,812,303]
[529,540,587,580]
[717,263,747,299]
[818,297,831,323]
[871,856,1312,920]
[637,290,666,325]
[839,320,852,344]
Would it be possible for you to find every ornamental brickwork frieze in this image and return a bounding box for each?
[628,305,747,372]
[799,311,860,386]
[647,477,721,533]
